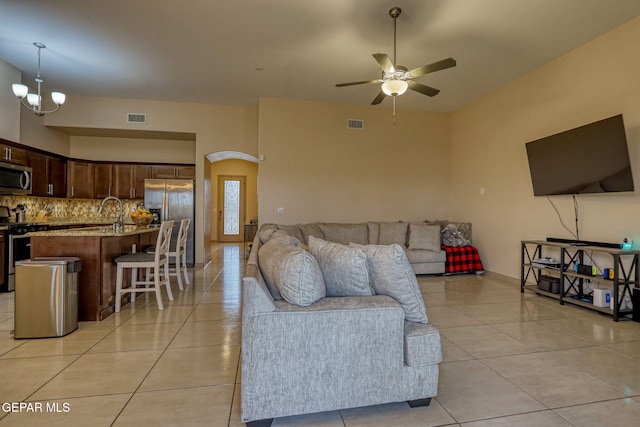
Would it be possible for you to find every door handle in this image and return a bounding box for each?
[219,210,223,219]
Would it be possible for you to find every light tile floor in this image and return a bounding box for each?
[1,243,640,426]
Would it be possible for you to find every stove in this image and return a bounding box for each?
[0,207,50,291]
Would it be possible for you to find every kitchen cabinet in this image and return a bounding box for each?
[114,164,151,199]
[27,152,66,197]
[152,165,195,179]
[93,163,113,199]
[67,160,94,199]
[0,143,27,165]
[30,227,159,321]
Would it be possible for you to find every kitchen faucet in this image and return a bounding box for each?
[98,196,124,233]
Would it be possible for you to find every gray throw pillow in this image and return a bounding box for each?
[378,222,408,246]
[407,223,441,251]
[259,236,325,306]
[352,243,428,323]
[308,236,373,297]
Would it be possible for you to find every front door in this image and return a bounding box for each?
[217,175,246,243]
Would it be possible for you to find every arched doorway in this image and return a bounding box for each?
[206,151,259,243]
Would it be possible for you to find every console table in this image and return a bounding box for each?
[521,240,640,321]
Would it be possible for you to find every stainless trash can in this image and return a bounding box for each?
[14,257,82,339]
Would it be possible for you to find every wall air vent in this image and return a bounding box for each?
[347,119,364,129]
[127,113,147,124]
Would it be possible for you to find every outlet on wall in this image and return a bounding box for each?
[277,207,285,214]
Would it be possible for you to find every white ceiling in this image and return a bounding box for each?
[2,0,640,113]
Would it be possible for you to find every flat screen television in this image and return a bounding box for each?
[525,114,635,196]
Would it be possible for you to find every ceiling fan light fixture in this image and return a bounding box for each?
[381,79,408,96]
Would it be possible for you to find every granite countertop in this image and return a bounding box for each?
[28,225,158,237]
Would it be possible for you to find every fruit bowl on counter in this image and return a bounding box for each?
[130,215,153,227]
[131,204,153,227]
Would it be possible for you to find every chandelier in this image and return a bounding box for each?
[12,42,66,116]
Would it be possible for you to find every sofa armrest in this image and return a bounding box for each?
[241,295,406,421]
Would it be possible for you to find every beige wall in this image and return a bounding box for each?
[258,98,452,225]
[69,136,195,163]
[210,159,259,241]
[0,59,22,142]
[450,16,640,278]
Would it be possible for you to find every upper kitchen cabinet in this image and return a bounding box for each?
[67,160,94,199]
[151,165,195,179]
[0,143,27,166]
[27,152,67,198]
[113,164,151,199]
[93,163,113,199]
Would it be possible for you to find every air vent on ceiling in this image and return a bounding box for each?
[127,113,147,124]
[347,119,364,129]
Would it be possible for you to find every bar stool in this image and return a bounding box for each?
[144,219,190,290]
[114,220,174,311]
[170,218,190,290]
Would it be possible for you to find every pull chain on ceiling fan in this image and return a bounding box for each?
[336,7,456,122]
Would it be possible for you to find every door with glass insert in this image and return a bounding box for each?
[217,175,246,242]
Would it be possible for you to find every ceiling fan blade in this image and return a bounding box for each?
[372,53,396,73]
[409,57,456,78]
[408,81,440,97]
[336,79,380,87]
[371,91,386,105]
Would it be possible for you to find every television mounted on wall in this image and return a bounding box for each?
[525,114,634,196]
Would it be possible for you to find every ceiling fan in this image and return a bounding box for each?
[336,7,456,107]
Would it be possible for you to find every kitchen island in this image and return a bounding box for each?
[29,226,159,321]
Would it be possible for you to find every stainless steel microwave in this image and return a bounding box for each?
[0,162,32,195]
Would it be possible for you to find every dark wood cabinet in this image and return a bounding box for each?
[67,160,94,199]
[114,164,151,199]
[28,152,66,197]
[152,165,195,179]
[0,143,27,165]
[93,164,113,199]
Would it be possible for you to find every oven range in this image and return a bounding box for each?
[1,222,50,292]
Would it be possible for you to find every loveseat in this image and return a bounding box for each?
[259,221,472,275]
[241,225,443,426]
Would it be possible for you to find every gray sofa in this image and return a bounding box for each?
[241,223,444,426]
[259,221,472,275]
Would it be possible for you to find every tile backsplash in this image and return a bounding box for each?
[0,195,143,222]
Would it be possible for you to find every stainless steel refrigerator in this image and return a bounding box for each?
[144,179,195,266]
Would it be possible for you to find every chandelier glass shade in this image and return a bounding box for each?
[11,42,65,116]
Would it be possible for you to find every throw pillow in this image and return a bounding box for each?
[352,243,428,323]
[407,223,441,251]
[308,236,373,297]
[259,236,325,306]
[378,222,408,246]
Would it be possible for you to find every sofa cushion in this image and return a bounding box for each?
[405,249,447,264]
[367,223,380,245]
[407,223,441,251]
[317,223,369,245]
[404,321,442,366]
[258,233,298,300]
[352,243,428,323]
[308,236,373,297]
[276,224,305,243]
[258,236,325,306]
[258,225,278,244]
[378,222,408,246]
[299,223,325,244]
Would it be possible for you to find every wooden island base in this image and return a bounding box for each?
[30,227,158,321]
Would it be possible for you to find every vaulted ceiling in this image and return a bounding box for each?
[2,0,640,113]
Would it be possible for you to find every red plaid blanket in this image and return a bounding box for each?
[441,245,484,274]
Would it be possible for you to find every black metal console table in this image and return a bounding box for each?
[521,240,640,321]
